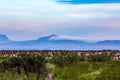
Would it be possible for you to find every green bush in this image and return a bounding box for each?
[51,53,80,67]
[87,54,111,62]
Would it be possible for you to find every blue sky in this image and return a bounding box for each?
[0,0,120,41]
[57,0,120,4]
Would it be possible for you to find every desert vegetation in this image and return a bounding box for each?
[0,50,119,80]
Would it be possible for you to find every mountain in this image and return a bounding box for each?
[0,34,120,50]
[97,40,120,45]
[0,34,11,43]
[20,34,87,45]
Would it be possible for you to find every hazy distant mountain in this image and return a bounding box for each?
[0,34,11,43]
[0,34,120,50]
[97,40,120,45]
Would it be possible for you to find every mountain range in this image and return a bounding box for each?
[0,34,120,50]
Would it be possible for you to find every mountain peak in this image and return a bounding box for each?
[47,34,57,38]
[37,34,57,41]
[0,34,10,42]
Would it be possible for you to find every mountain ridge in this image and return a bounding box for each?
[0,34,120,50]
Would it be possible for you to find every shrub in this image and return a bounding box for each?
[51,53,80,67]
[87,54,111,62]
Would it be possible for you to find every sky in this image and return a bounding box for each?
[0,0,120,41]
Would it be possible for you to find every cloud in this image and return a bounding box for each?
[62,3,120,20]
[56,0,120,4]
[50,35,85,40]
[67,14,94,18]
[73,3,120,12]
[0,11,34,17]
